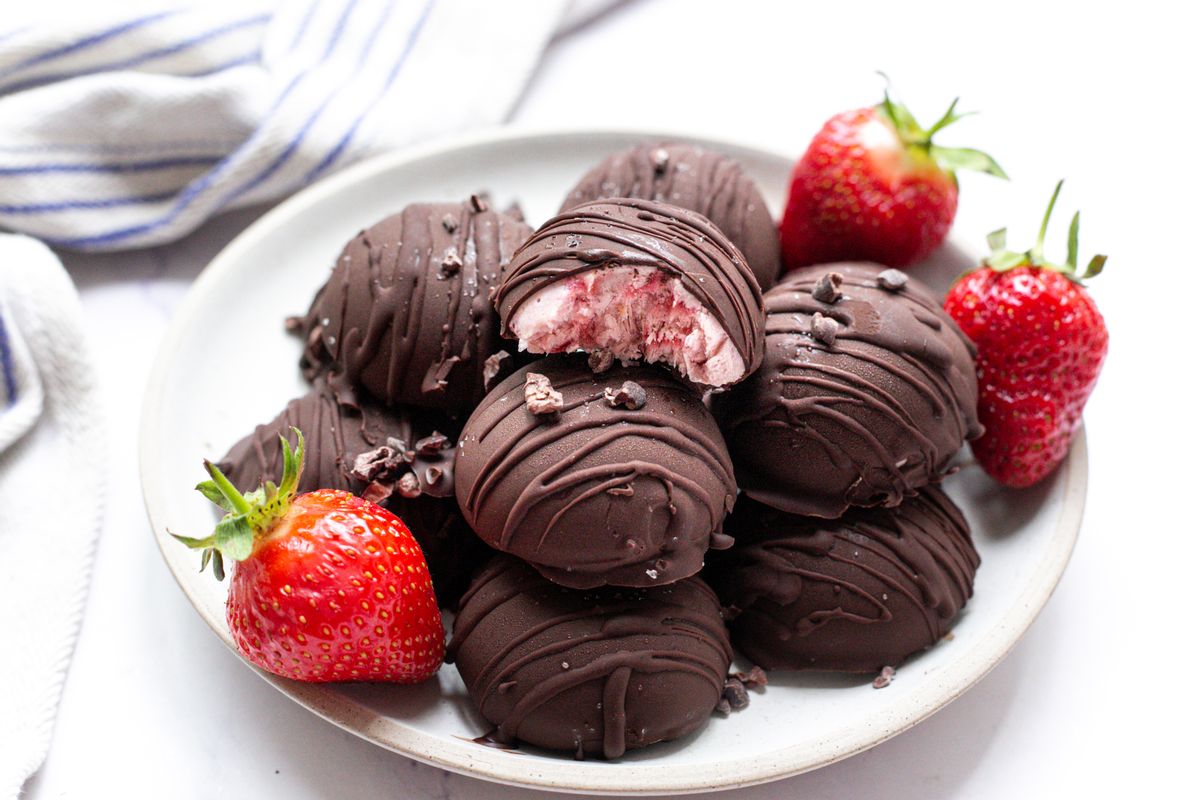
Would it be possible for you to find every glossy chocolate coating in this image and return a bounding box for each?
[717,263,981,518]
[560,142,782,290]
[493,198,766,386]
[710,487,978,673]
[216,385,491,605]
[454,356,737,589]
[447,555,732,758]
[299,199,532,413]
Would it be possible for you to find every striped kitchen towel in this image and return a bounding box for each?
[0,234,106,800]
[0,0,572,251]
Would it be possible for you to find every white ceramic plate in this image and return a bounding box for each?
[141,128,1086,796]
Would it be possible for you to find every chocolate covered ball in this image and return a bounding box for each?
[560,142,782,289]
[447,555,732,759]
[299,197,532,413]
[710,487,978,673]
[718,263,981,518]
[454,356,737,589]
[216,384,491,605]
[493,198,766,388]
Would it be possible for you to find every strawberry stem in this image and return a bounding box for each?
[174,428,306,579]
[1032,179,1064,262]
[873,83,1007,180]
[983,180,1108,282]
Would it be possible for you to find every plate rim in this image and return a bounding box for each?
[140,125,1088,795]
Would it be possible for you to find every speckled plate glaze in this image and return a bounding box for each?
[141,128,1087,796]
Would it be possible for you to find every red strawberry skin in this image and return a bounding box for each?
[781,107,958,269]
[226,489,444,683]
[944,266,1107,487]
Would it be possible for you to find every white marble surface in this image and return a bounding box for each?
[22,0,1198,797]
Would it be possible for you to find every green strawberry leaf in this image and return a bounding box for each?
[1066,211,1080,273]
[929,146,1009,179]
[987,228,1008,252]
[1084,254,1107,278]
[195,479,232,511]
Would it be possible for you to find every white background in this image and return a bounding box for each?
[21,1,1200,798]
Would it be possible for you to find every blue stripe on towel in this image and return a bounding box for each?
[303,0,434,184]
[289,1,319,52]
[0,156,219,176]
[0,10,180,81]
[0,190,177,215]
[0,14,269,95]
[0,312,16,408]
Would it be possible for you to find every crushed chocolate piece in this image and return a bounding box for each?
[735,665,768,689]
[606,484,635,497]
[877,268,908,290]
[811,271,844,303]
[566,233,581,249]
[603,380,647,410]
[441,213,458,233]
[723,677,750,711]
[425,466,444,486]
[811,311,838,346]
[396,471,422,499]
[441,249,463,275]
[414,432,450,456]
[587,349,614,373]
[652,147,670,174]
[470,193,489,213]
[350,443,408,482]
[715,698,733,716]
[284,315,303,334]
[524,372,563,415]
[872,665,896,689]
[362,481,393,504]
[482,351,512,391]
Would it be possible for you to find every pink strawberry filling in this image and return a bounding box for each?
[509,267,746,386]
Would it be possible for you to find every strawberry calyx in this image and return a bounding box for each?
[876,87,1008,181]
[173,429,305,581]
[984,180,1108,282]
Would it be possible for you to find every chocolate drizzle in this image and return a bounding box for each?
[300,199,532,413]
[493,198,766,385]
[447,556,732,758]
[560,142,782,290]
[710,487,978,673]
[718,262,981,518]
[215,384,491,606]
[454,356,737,589]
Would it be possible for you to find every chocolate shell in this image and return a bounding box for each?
[447,555,732,759]
[216,385,491,605]
[560,142,782,289]
[710,487,978,673]
[717,263,981,518]
[493,198,766,387]
[454,356,737,589]
[299,198,532,413]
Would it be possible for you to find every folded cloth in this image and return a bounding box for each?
[0,234,106,799]
[0,0,570,251]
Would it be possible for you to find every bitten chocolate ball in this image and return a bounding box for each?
[710,487,979,673]
[717,263,981,518]
[560,142,782,289]
[299,198,532,413]
[447,555,732,759]
[216,384,491,605]
[454,356,737,589]
[493,198,766,388]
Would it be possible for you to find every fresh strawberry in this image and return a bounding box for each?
[781,88,1006,269]
[174,431,444,683]
[944,181,1108,488]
